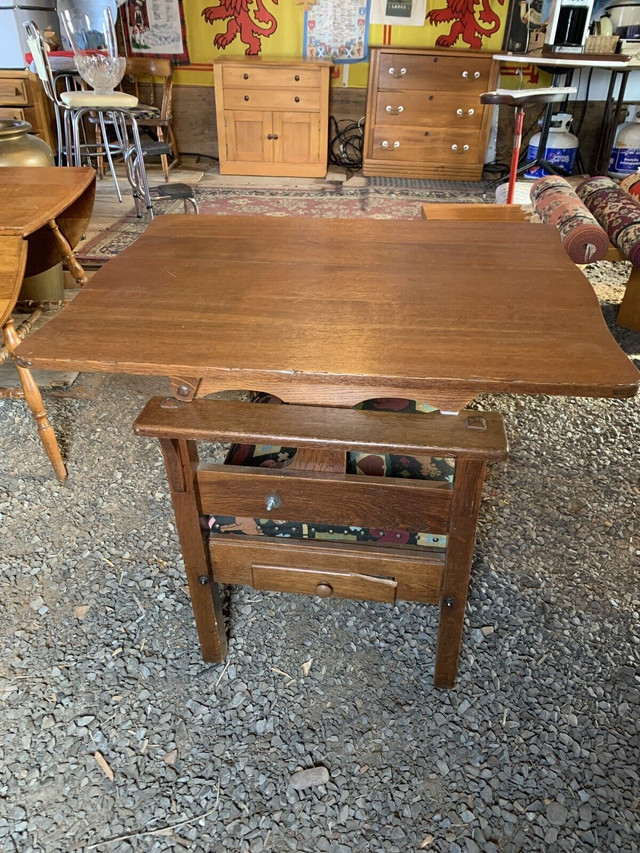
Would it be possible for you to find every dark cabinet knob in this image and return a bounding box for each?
[295,96,300,102]
[267,133,273,140]
[244,95,249,101]
[243,73,249,79]
[295,74,300,81]
[315,583,333,598]
[272,133,279,140]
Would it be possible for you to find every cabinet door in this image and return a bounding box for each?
[273,111,322,165]
[224,110,273,164]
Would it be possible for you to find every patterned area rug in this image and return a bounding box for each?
[76,181,491,265]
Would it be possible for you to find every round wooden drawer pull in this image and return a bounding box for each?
[316,582,333,598]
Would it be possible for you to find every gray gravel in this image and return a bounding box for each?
[0,262,638,853]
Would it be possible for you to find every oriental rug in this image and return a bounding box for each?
[76,180,491,265]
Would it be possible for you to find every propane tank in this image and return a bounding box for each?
[524,113,579,179]
[608,106,640,178]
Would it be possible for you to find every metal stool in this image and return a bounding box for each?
[481,87,576,204]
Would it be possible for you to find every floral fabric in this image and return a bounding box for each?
[576,175,640,266]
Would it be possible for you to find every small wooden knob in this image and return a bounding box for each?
[244,95,249,101]
[295,96,300,102]
[295,74,300,81]
[315,582,333,598]
[243,73,249,79]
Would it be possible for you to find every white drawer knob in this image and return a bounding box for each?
[382,140,400,149]
[462,71,469,78]
[474,71,481,79]
[456,108,476,117]
[385,104,404,114]
[468,108,475,116]
[388,66,407,78]
[451,144,470,153]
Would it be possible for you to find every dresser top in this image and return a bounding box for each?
[369,46,494,59]
[213,56,333,68]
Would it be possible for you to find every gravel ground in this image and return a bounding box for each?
[0,263,639,853]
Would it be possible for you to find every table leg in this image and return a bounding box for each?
[434,458,487,688]
[159,436,228,662]
[48,218,88,285]
[617,264,640,332]
[3,319,67,482]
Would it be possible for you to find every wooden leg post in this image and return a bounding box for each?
[4,319,67,482]
[48,218,88,285]
[617,264,640,332]
[159,437,228,662]
[434,457,487,688]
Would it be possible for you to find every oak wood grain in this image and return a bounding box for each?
[196,464,452,533]
[17,215,639,403]
[251,563,398,603]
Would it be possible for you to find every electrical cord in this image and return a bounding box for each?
[328,116,364,170]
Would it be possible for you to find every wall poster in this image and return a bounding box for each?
[303,0,369,63]
[122,0,190,62]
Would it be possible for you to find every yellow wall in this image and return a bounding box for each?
[174,0,510,88]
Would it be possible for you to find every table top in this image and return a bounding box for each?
[493,52,631,69]
[15,215,640,411]
[0,167,95,238]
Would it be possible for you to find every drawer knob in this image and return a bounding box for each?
[451,144,470,153]
[315,582,333,598]
[243,73,249,80]
[474,71,481,79]
[456,108,475,117]
[381,140,400,149]
[295,74,300,81]
[385,105,404,114]
[244,95,249,101]
[295,96,300,102]
[265,493,282,510]
[388,66,407,78]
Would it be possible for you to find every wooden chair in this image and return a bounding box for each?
[122,57,179,181]
[134,395,507,688]
[0,237,67,480]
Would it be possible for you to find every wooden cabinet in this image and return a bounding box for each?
[213,58,332,178]
[363,47,499,181]
[0,71,56,152]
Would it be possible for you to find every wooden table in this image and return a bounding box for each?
[1,166,95,481]
[15,215,639,409]
[14,215,640,683]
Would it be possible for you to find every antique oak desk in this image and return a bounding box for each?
[15,216,640,685]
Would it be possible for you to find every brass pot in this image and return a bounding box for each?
[0,119,54,167]
[0,120,63,300]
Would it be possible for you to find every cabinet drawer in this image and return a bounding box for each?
[0,77,29,105]
[224,87,321,112]
[378,54,493,92]
[371,126,483,164]
[252,563,398,603]
[375,91,483,130]
[222,66,321,89]
[0,106,26,121]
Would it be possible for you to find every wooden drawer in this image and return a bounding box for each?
[222,66,321,89]
[371,126,483,164]
[0,106,26,121]
[377,53,493,92]
[0,77,30,105]
[210,536,445,603]
[197,464,452,534]
[375,91,483,130]
[252,563,398,603]
[223,87,321,112]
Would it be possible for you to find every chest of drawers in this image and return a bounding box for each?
[213,58,332,178]
[363,47,499,180]
[0,71,56,152]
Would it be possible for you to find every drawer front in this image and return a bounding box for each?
[375,91,483,130]
[377,53,493,92]
[0,77,29,105]
[371,126,483,164]
[252,563,398,603]
[211,537,444,603]
[224,87,321,112]
[0,106,26,121]
[222,66,321,89]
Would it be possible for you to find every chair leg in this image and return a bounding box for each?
[3,320,67,482]
[168,125,180,170]
[99,113,123,203]
[434,458,487,688]
[48,218,87,285]
[94,121,106,179]
[157,126,170,181]
[159,437,227,662]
